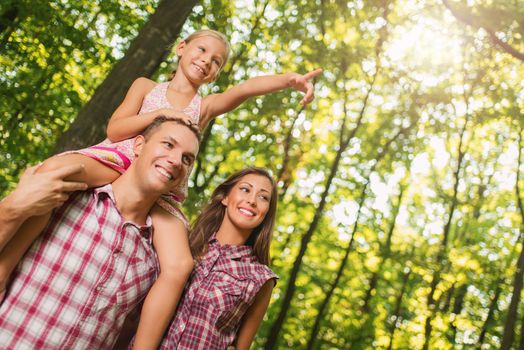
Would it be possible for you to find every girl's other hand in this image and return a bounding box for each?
[289,68,323,106]
[158,108,184,119]
[157,109,194,125]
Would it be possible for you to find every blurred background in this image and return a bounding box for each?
[0,0,523,348]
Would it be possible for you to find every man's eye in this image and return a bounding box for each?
[182,155,192,165]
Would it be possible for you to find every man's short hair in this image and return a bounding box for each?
[142,115,201,141]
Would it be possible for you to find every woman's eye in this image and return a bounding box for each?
[199,46,205,52]
[259,195,269,201]
[240,187,249,192]
[163,142,173,148]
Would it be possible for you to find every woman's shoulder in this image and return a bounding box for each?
[237,258,277,284]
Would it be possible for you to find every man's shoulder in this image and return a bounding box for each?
[52,184,115,220]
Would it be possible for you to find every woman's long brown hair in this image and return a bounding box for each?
[188,167,278,265]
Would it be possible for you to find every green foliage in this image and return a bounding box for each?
[2,0,524,349]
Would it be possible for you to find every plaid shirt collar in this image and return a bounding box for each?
[93,184,153,236]
[207,233,254,261]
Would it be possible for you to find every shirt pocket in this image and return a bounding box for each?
[115,253,157,309]
[213,278,254,333]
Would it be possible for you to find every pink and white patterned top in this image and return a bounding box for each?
[72,82,201,204]
[0,185,159,349]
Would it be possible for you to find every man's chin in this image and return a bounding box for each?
[165,180,183,194]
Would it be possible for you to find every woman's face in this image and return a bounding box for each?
[221,174,273,234]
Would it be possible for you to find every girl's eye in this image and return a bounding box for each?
[199,46,205,52]
[240,187,249,192]
[259,195,270,202]
[213,59,221,66]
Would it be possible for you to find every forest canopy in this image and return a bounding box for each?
[1,0,523,349]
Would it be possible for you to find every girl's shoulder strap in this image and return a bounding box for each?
[183,93,202,124]
[139,81,170,114]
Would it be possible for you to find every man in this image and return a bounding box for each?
[0,116,199,349]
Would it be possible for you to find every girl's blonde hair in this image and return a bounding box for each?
[169,29,231,80]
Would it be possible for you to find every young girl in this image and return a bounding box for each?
[0,29,320,348]
[157,167,278,350]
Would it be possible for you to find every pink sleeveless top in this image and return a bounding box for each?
[67,82,201,209]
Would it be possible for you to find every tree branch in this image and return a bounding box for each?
[442,0,524,61]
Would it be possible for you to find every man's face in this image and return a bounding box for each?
[133,122,199,194]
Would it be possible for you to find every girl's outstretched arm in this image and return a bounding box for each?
[199,68,323,129]
[106,78,181,142]
[233,279,275,350]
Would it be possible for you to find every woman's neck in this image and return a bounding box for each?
[215,222,251,246]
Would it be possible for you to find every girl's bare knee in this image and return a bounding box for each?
[36,156,65,174]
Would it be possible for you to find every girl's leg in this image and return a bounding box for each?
[132,205,194,350]
[37,153,121,187]
[0,154,120,300]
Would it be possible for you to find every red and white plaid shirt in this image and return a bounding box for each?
[158,235,277,350]
[0,185,159,349]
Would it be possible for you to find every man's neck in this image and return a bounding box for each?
[111,175,158,226]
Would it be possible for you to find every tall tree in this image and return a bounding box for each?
[305,124,410,349]
[422,98,471,350]
[501,126,524,350]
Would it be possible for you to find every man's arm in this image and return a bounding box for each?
[0,164,87,252]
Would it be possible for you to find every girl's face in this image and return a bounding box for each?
[176,35,227,85]
[221,174,273,235]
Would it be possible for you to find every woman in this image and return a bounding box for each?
[158,167,278,349]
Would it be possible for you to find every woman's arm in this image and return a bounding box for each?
[106,77,177,142]
[234,279,275,350]
[199,68,322,129]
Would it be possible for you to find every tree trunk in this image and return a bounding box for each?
[263,67,369,350]
[422,109,470,350]
[519,305,524,350]
[448,283,468,344]
[386,266,412,350]
[361,184,405,313]
[305,180,369,350]
[305,136,407,349]
[264,4,391,346]
[501,128,524,350]
[54,0,198,152]
[0,1,21,49]
[476,282,502,349]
